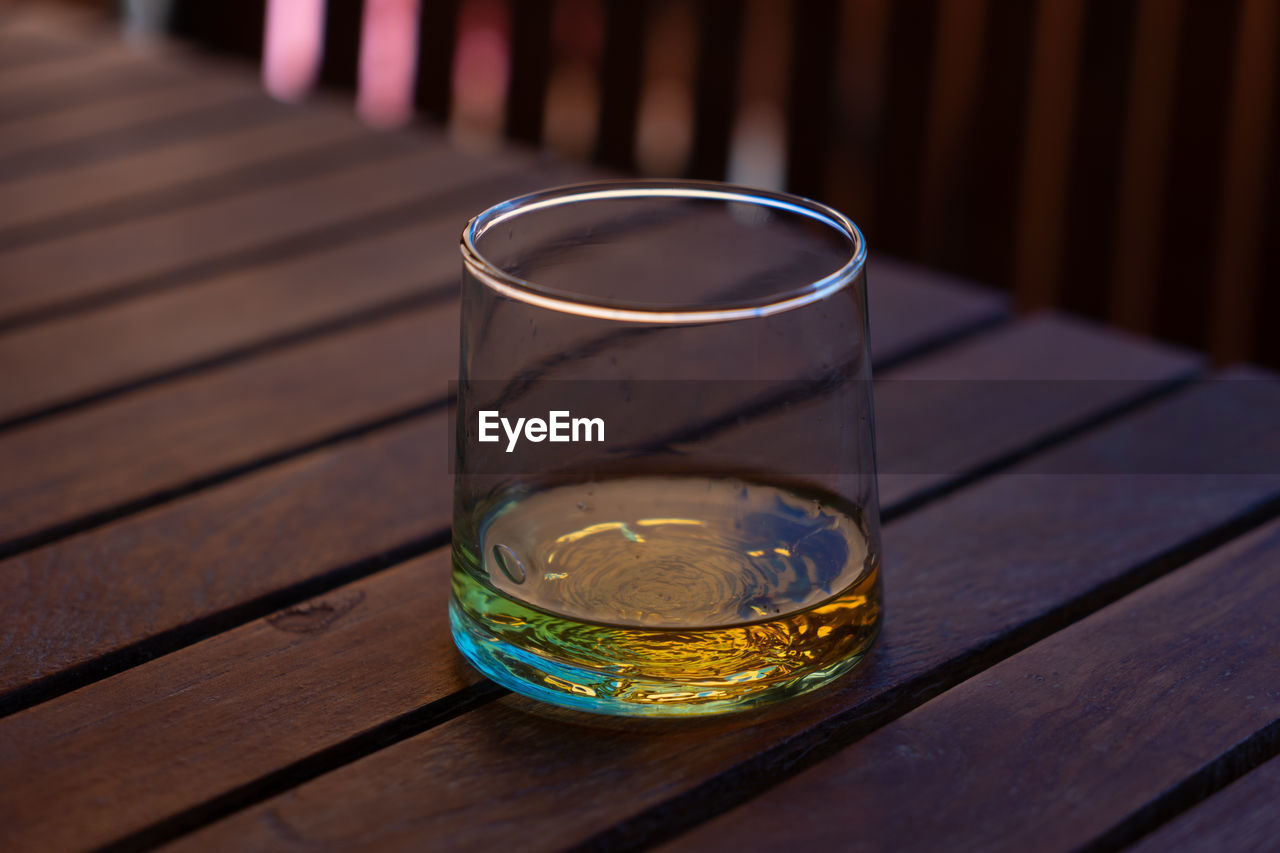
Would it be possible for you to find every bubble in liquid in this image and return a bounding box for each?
[492,543,527,584]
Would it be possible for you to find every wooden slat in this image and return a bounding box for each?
[871,0,939,258]
[0,139,520,327]
[1057,0,1138,319]
[863,256,1006,367]
[0,253,1003,694]
[0,231,1001,680]
[1127,754,1280,853]
[1151,0,1242,351]
[0,168,564,425]
[0,29,87,70]
[0,90,292,184]
[160,375,1280,852]
[593,0,649,171]
[0,72,253,161]
[0,304,457,553]
[688,0,743,180]
[0,322,1222,853]
[668,516,1280,852]
[0,41,154,101]
[0,43,203,122]
[319,0,363,91]
[413,0,461,122]
[1011,0,1084,310]
[784,0,838,197]
[692,313,1197,513]
[0,326,1228,850]
[825,0,889,231]
[0,106,372,238]
[505,0,554,145]
[0,549,477,853]
[861,312,1198,508]
[1109,0,1182,333]
[933,0,1037,288]
[0,413,453,708]
[0,225,997,428]
[1209,0,1278,363]
[918,0,987,264]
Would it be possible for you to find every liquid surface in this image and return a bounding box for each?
[450,476,882,715]
[477,476,871,629]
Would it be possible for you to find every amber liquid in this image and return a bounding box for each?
[450,475,882,715]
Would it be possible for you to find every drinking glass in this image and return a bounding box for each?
[451,181,881,716]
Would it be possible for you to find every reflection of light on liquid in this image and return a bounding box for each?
[356,0,422,127]
[635,518,705,527]
[262,0,326,102]
[555,521,626,543]
[450,0,510,151]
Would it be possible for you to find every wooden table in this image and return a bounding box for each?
[2,8,1278,852]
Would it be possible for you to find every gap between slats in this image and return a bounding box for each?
[0,306,1016,716]
[595,486,1280,853]
[0,338,1217,852]
[76,375,1280,853]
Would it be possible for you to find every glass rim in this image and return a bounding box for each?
[460,179,867,325]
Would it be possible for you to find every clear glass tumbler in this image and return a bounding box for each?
[450,181,882,716]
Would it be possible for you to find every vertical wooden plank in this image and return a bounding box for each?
[687,0,743,180]
[1110,0,1182,333]
[785,0,838,197]
[825,0,888,230]
[1057,0,1137,319]
[919,0,988,265]
[1012,0,1085,311]
[170,0,267,60]
[634,0,695,175]
[593,0,649,171]
[1151,0,1242,352]
[935,0,1037,290]
[413,0,461,121]
[1253,9,1280,371]
[320,0,364,90]
[504,0,553,144]
[871,0,940,257]
[1209,0,1278,364]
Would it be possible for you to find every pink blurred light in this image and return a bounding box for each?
[262,0,326,102]
[357,0,422,128]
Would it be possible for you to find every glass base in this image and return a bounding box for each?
[449,593,878,717]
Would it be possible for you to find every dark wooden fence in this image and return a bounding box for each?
[101,0,1280,369]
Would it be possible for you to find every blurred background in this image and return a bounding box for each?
[47,0,1279,368]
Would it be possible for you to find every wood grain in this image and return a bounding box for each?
[163,376,1280,852]
[0,167,568,425]
[0,548,477,853]
[702,312,1200,510]
[0,72,252,161]
[1127,754,1280,853]
[0,138,519,326]
[0,250,1003,695]
[668,516,1280,853]
[0,315,1199,853]
[0,413,452,703]
[0,304,457,551]
[0,45,201,123]
[0,103,369,236]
